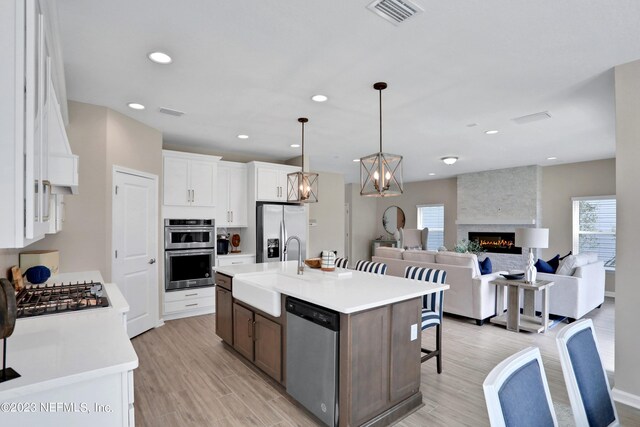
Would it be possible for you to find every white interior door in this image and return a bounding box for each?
[113,168,158,338]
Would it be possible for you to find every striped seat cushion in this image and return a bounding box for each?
[422,308,441,328]
[404,266,446,330]
[335,257,349,269]
[354,260,387,275]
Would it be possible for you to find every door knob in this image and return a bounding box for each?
[149,258,156,264]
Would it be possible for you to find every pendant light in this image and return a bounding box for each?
[287,118,319,203]
[360,82,403,197]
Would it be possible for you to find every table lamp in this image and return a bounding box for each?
[515,228,549,283]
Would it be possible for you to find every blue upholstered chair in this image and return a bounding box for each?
[483,347,558,427]
[404,266,446,372]
[556,319,619,427]
[335,257,349,269]
[354,260,387,275]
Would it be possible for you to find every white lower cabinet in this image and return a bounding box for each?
[163,287,216,319]
[3,370,135,427]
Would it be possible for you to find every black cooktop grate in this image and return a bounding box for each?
[15,282,110,318]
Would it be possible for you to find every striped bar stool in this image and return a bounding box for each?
[405,266,446,373]
[354,260,387,275]
[335,257,349,269]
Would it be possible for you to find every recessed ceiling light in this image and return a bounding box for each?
[547,156,557,160]
[485,130,499,135]
[127,102,145,110]
[311,94,328,102]
[237,134,249,139]
[290,144,300,148]
[148,51,172,64]
[353,159,360,162]
[441,156,458,165]
[428,173,436,176]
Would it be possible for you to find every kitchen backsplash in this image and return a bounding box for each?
[0,248,20,278]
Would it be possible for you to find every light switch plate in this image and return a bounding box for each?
[410,324,418,341]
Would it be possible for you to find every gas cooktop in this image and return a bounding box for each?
[15,281,110,318]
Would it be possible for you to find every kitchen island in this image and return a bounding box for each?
[215,261,448,427]
[0,271,138,427]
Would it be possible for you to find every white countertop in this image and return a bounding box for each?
[218,261,449,314]
[0,271,138,400]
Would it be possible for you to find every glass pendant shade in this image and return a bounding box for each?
[360,82,403,197]
[287,117,319,203]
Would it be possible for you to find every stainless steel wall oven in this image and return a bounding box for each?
[164,219,215,291]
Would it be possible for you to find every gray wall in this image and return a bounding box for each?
[540,158,616,293]
[345,183,378,265]
[614,59,640,403]
[308,171,345,258]
[375,178,458,251]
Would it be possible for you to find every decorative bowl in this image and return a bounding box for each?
[500,273,525,280]
[304,258,322,269]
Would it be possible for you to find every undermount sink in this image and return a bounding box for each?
[233,273,286,317]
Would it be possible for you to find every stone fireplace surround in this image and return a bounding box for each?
[456,166,542,272]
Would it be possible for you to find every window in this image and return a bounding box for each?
[572,196,616,270]
[417,204,444,250]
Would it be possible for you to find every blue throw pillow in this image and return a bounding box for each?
[546,254,561,272]
[535,258,555,274]
[478,257,492,275]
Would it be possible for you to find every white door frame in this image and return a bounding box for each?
[111,165,160,333]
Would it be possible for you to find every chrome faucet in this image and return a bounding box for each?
[285,236,304,275]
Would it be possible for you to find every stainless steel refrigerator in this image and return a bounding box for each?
[256,203,307,263]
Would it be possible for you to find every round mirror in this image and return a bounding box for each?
[382,206,405,236]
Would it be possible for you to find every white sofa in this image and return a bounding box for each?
[373,247,506,325]
[535,253,605,320]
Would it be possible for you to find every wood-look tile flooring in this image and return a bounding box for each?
[132,298,640,426]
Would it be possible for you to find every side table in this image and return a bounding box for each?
[371,239,400,256]
[490,279,555,333]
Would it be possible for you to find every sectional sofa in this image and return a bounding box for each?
[373,247,505,325]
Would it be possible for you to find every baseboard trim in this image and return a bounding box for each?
[605,291,616,298]
[612,387,640,409]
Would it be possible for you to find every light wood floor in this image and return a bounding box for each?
[132,298,640,426]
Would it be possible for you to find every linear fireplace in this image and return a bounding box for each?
[468,232,521,255]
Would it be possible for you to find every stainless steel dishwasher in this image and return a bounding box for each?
[286,297,340,427]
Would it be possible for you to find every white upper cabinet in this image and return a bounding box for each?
[0,0,75,248]
[254,163,301,202]
[217,162,248,227]
[163,150,220,207]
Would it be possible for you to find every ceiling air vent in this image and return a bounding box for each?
[367,0,424,25]
[159,107,185,117]
[512,111,551,125]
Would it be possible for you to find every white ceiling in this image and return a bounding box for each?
[56,0,640,183]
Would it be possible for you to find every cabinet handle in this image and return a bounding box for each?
[231,211,233,222]
[185,303,198,307]
[42,181,51,221]
[253,321,257,341]
[247,318,253,338]
[187,189,190,202]
[185,293,198,297]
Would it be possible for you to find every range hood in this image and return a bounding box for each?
[47,86,78,195]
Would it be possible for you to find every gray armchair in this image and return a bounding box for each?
[399,228,429,250]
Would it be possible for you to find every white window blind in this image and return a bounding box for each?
[417,204,444,250]
[572,197,616,269]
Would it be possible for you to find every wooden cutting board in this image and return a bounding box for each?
[10,266,24,291]
[0,278,17,339]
